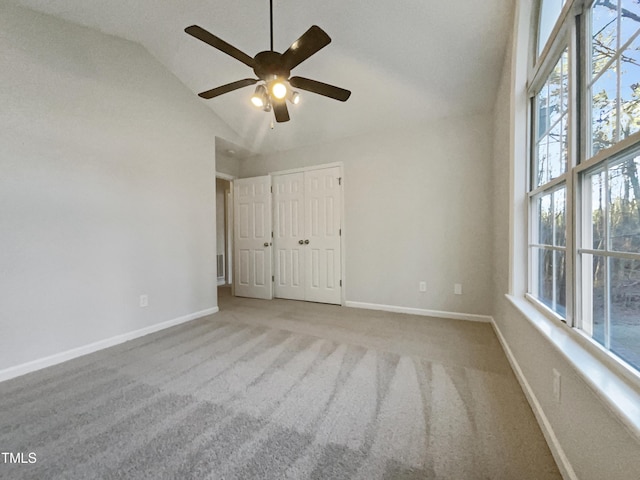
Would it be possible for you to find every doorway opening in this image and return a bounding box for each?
[215,176,233,287]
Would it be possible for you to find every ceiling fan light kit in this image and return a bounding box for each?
[251,84,268,108]
[271,81,287,100]
[185,0,350,123]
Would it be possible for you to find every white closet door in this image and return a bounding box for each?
[273,173,306,301]
[233,176,272,300]
[304,167,342,304]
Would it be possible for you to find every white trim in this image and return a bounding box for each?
[529,10,572,93]
[217,278,226,286]
[0,307,219,383]
[578,248,640,261]
[528,174,568,198]
[229,181,235,297]
[340,168,346,306]
[268,161,343,177]
[575,131,640,175]
[509,0,533,298]
[344,301,492,323]
[215,172,236,181]
[525,292,567,323]
[491,315,579,480]
[226,189,233,286]
[528,243,568,252]
[507,294,640,438]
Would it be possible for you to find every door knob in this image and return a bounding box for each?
[264,242,269,247]
[298,240,304,245]
[304,239,310,244]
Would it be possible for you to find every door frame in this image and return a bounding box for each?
[269,162,345,306]
[216,172,235,296]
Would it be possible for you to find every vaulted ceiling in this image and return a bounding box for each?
[8,0,514,155]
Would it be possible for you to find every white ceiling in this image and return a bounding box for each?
[9,0,514,155]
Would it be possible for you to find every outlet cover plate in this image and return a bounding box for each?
[139,295,149,308]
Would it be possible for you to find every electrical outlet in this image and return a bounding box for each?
[454,283,463,295]
[553,369,561,403]
[419,281,426,292]
[139,294,149,308]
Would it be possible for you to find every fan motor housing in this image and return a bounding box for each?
[253,51,290,81]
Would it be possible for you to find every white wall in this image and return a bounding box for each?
[0,5,242,372]
[215,151,241,178]
[241,114,494,316]
[491,2,640,478]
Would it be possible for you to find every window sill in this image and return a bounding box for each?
[506,294,640,439]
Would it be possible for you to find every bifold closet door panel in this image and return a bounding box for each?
[273,173,305,301]
[304,167,342,305]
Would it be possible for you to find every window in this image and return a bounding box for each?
[531,186,568,315]
[534,50,569,188]
[530,50,570,318]
[529,0,640,375]
[580,148,640,369]
[538,0,567,54]
[589,0,640,155]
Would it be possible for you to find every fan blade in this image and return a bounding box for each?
[185,25,256,68]
[197,78,257,99]
[289,76,351,102]
[273,99,290,123]
[281,26,331,70]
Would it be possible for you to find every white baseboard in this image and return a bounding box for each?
[0,307,219,383]
[490,319,578,480]
[344,301,492,323]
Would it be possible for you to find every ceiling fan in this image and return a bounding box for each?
[185,0,351,123]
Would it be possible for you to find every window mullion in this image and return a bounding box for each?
[605,255,611,349]
[579,249,640,261]
[615,55,621,145]
[604,162,611,349]
[615,0,621,145]
[566,21,578,325]
[605,160,611,251]
[530,173,570,197]
[553,250,558,310]
[578,169,593,333]
[579,6,590,162]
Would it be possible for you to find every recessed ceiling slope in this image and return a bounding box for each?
[7,0,514,155]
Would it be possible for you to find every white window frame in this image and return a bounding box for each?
[528,25,576,324]
[528,0,640,380]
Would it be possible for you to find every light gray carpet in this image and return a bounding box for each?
[0,287,561,479]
